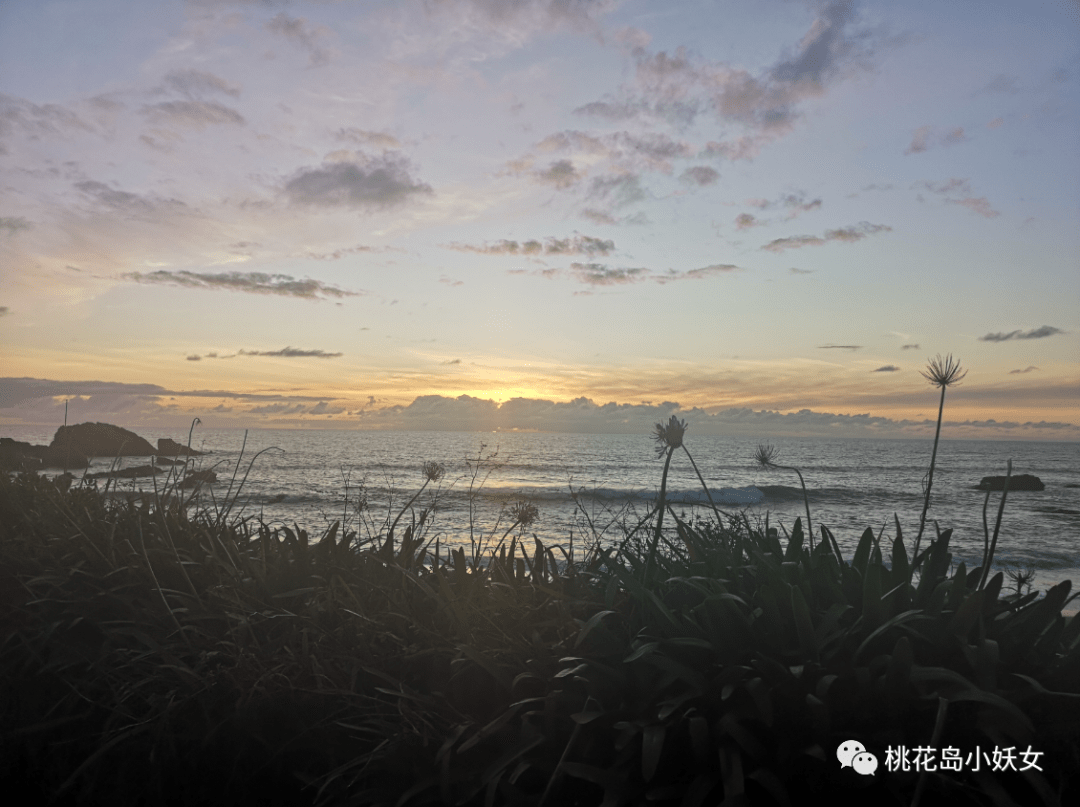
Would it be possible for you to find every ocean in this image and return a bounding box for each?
[7,426,1080,597]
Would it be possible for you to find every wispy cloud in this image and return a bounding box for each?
[873,365,900,372]
[124,270,360,300]
[0,216,31,236]
[238,347,343,358]
[448,234,614,257]
[160,69,240,99]
[575,0,877,146]
[534,159,581,188]
[978,325,1065,342]
[901,344,920,350]
[512,262,738,287]
[141,100,245,130]
[819,344,862,350]
[335,128,401,149]
[266,13,333,66]
[914,178,999,217]
[679,165,720,186]
[761,221,891,252]
[75,180,187,216]
[904,125,968,154]
[1009,366,1039,374]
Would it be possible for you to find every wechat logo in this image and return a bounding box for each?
[837,740,878,775]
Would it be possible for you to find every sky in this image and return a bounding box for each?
[1,0,1078,439]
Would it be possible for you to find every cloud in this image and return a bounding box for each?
[141,100,245,130]
[914,178,999,218]
[1009,366,1039,374]
[0,216,31,236]
[978,325,1065,342]
[448,234,615,257]
[266,13,332,66]
[761,221,891,252]
[303,245,377,261]
[916,178,972,196]
[124,270,360,300]
[239,347,343,358]
[161,69,240,99]
[335,128,401,150]
[788,267,813,275]
[872,365,900,372]
[282,155,432,208]
[901,344,920,350]
[0,93,93,140]
[818,345,861,350]
[535,159,581,189]
[949,197,1000,218]
[588,173,646,208]
[513,262,739,287]
[309,401,345,415]
[747,192,823,217]
[904,125,968,154]
[349,396,1080,438]
[248,402,308,414]
[568,262,648,286]
[654,264,738,284]
[186,354,201,361]
[74,181,186,216]
[679,165,719,186]
[575,0,875,144]
[735,213,761,230]
[442,358,462,365]
[581,208,618,225]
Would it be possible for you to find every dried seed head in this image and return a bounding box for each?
[423,461,445,482]
[919,354,968,388]
[510,500,539,527]
[754,443,778,468]
[653,415,688,458]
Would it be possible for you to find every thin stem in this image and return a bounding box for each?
[914,384,947,559]
[680,444,726,530]
[978,460,1012,590]
[645,446,675,583]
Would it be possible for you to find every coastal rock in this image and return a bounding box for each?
[152,456,184,466]
[51,423,156,458]
[977,474,1045,491]
[85,465,164,480]
[157,438,206,457]
[0,437,89,470]
[180,469,217,488]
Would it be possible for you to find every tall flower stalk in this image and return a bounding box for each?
[645,415,686,581]
[754,444,814,551]
[913,354,968,561]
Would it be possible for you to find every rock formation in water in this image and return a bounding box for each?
[51,423,157,458]
[180,469,217,488]
[976,474,1045,491]
[157,438,206,456]
[85,465,165,480]
[0,437,90,470]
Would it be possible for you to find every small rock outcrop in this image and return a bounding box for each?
[85,465,164,480]
[157,438,206,457]
[976,474,1045,491]
[180,469,217,488]
[0,437,89,470]
[51,423,157,458]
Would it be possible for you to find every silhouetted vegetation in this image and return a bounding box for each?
[2,411,1078,805]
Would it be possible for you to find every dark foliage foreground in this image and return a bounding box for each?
[2,459,1079,806]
